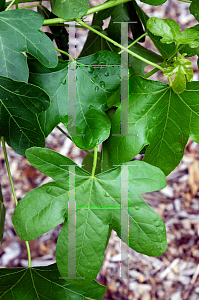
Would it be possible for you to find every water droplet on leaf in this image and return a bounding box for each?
[91,79,95,84]
[62,79,66,85]
[93,74,98,79]
[135,206,140,210]
[104,192,109,197]
[100,81,105,88]
[95,86,99,92]
[105,71,109,76]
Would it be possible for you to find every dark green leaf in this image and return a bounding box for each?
[0,263,107,299]
[190,0,199,22]
[50,0,89,20]
[13,147,167,283]
[0,10,58,82]
[106,3,131,44]
[79,13,111,57]
[28,51,121,150]
[104,76,199,175]
[0,0,5,12]
[0,76,50,155]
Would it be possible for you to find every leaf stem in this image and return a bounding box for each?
[56,126,97,158]
[1,137,31,268]
[178,0,191,3]
[118,32,147,55]
[43,0,131,26]
[85,0,131,16]
[144,45,185,79]
[76,18,164,72]
[55,48,73,61]
[168,77,172,87]
[92,146,98,177]
[5,0,15,10]
[56,125,73,141]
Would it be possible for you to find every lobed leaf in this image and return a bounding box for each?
[13,147,167,283]
[104,76,199,175]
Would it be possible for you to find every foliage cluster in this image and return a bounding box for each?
[0,0,199,298]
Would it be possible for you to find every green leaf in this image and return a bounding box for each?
[106,3,132,44]
[0,10,58,82]
[0,263,107,300]
[79,13,111,57]
[147,17,199,47]
[0,76,50,155]
[140,0,167,5]
[190,0,199,22]
[163,54,193,94]
[28,50,121,150]
[50,0,89,20]
[104,76,199,176]
[0,0,5,12]
[13,147,167,283]
[132,0,175,59]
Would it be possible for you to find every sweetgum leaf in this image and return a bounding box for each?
[0,76,50,155]
[13,147,167,283]
[28,50,121,150]
[0,10,58,82]
[50,0,89,20]
[0,263,107,299]
[104,76,199,176]
[147,17,199,47]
